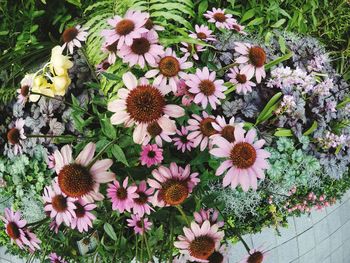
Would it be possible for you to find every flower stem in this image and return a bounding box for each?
[176,205,190,226]
[88,138,118,168]
[80,47,99,83]
[167,211,174,262]
[26,217,49,228]
[143,232,152,261]
[237,234,251,253]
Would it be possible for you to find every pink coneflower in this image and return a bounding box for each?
[127,214,152,235]
[234,42,267,83]
[175,79,194,106]
[1,208,29,248]
[189,25,216,42]
[211,116,244,143]
[145,47,193,93]
[101,10,149,48]
[118,31,164,68]
[143,118,174,147]
[228,66,256,94]
[174,220,224,262]
[47,153,56,169]
[49,253,67,263]
[107,72,184,144]
[180,42,205,61]
[62,25,88,54]
[240,247,268,263]
[54,143,116,202]
[43,181,76,227]
[132,181,154,217]
[208,244,229,263]
[49,221,59,234]
[144,18,164,35]
[231,23,247,35]
[101,40,118,64]
[23,229,41,252]
[7,118,26,155]
[193,208,224,228]
[173,126,194,152]
[186,67,226,109]
[96,59,111,73]
[148,162,199,207]
[210,127,270,191]
[204,8,237,29]
[107,177,138,213]
[17,74,34,104]
[187,112,218,151]
[70,199,96,233]
[140,144,163,167]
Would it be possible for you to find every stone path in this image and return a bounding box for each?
[2,190,350,263]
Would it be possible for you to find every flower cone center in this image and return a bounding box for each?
[131,37,151,55]
[159,56,180,77]
[135,192,148,205]
[161,180,189,205]
[21,85,30,96]
[147,121,162,137]
[249,46,266,68]
[58,164,93,198]
[200,118,217,137]
[221,126,235,143]
[199,80,216,96]
[115,19,135,35]
[106,41,118,52]
[213,13,226,22]
[7,128,20,144]
[6,222,20,239]
[189,235,216,260]
[74,202,86,218]
[144,19,154,30]
[236,74,247,84]
[230,142,257,169]
[52,195,68,212]
[126,85,165,123]
[62,27,79,43]
[197,32,207,40]
[208,251,224,263]
[248,251,264,263]
[116,187,128,200]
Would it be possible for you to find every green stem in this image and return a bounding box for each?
[167,211,174,262]
[218,62,238,73]
[80,47,99,83]
[176,205,190,226]
[88,138,118,168]
[237,234,251,253]
[143,232,152,261]
[26,217,49,227]
[27,134,75,139]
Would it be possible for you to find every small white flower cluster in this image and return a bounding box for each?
[318,131,348,149]
[307,54,329,72]
[267,66,315,92]
[276,95,297,114]
[312,78,334,96]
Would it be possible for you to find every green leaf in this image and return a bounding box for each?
[151,11,193,30]
[241,9,255,23]
[247,17,264,26]
[303,121,318,136]
[265,51,293,70]
[256,92,282,124]
[278,35,286,54]
[65,0,81,7]
[271,19,286,28]
[101,118,116,139]
[111,145,129,166]
[101,72,118,80]
[198,0,208,17]
[274,128,293,137]
[104,223,117,241]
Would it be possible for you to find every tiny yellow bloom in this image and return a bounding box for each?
[50,45,73,76]
[29,75,54,102]
[52,74,71,96]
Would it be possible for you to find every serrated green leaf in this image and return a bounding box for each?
[112,145,129,166]
[241,9,255,23]
[104,223,117,241]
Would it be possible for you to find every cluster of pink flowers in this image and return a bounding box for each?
[318,131,348,149]
[283,190,336,213]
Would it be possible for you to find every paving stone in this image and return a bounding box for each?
[277,238,299,263]
[330,246,343,263]
[314,217,330,243]
[315,238,331,262]
[297,228,315,256]
[294,214,313,235]
[298,248,316,263]
[311,208,328,224]
[327,209,342,235]
[251,227,278,250]
[276,217,296,245]
[330,229,343,253]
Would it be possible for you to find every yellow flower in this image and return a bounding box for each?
[29,75,54,102]
[50,45,73,76]
[52,74,71,96]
